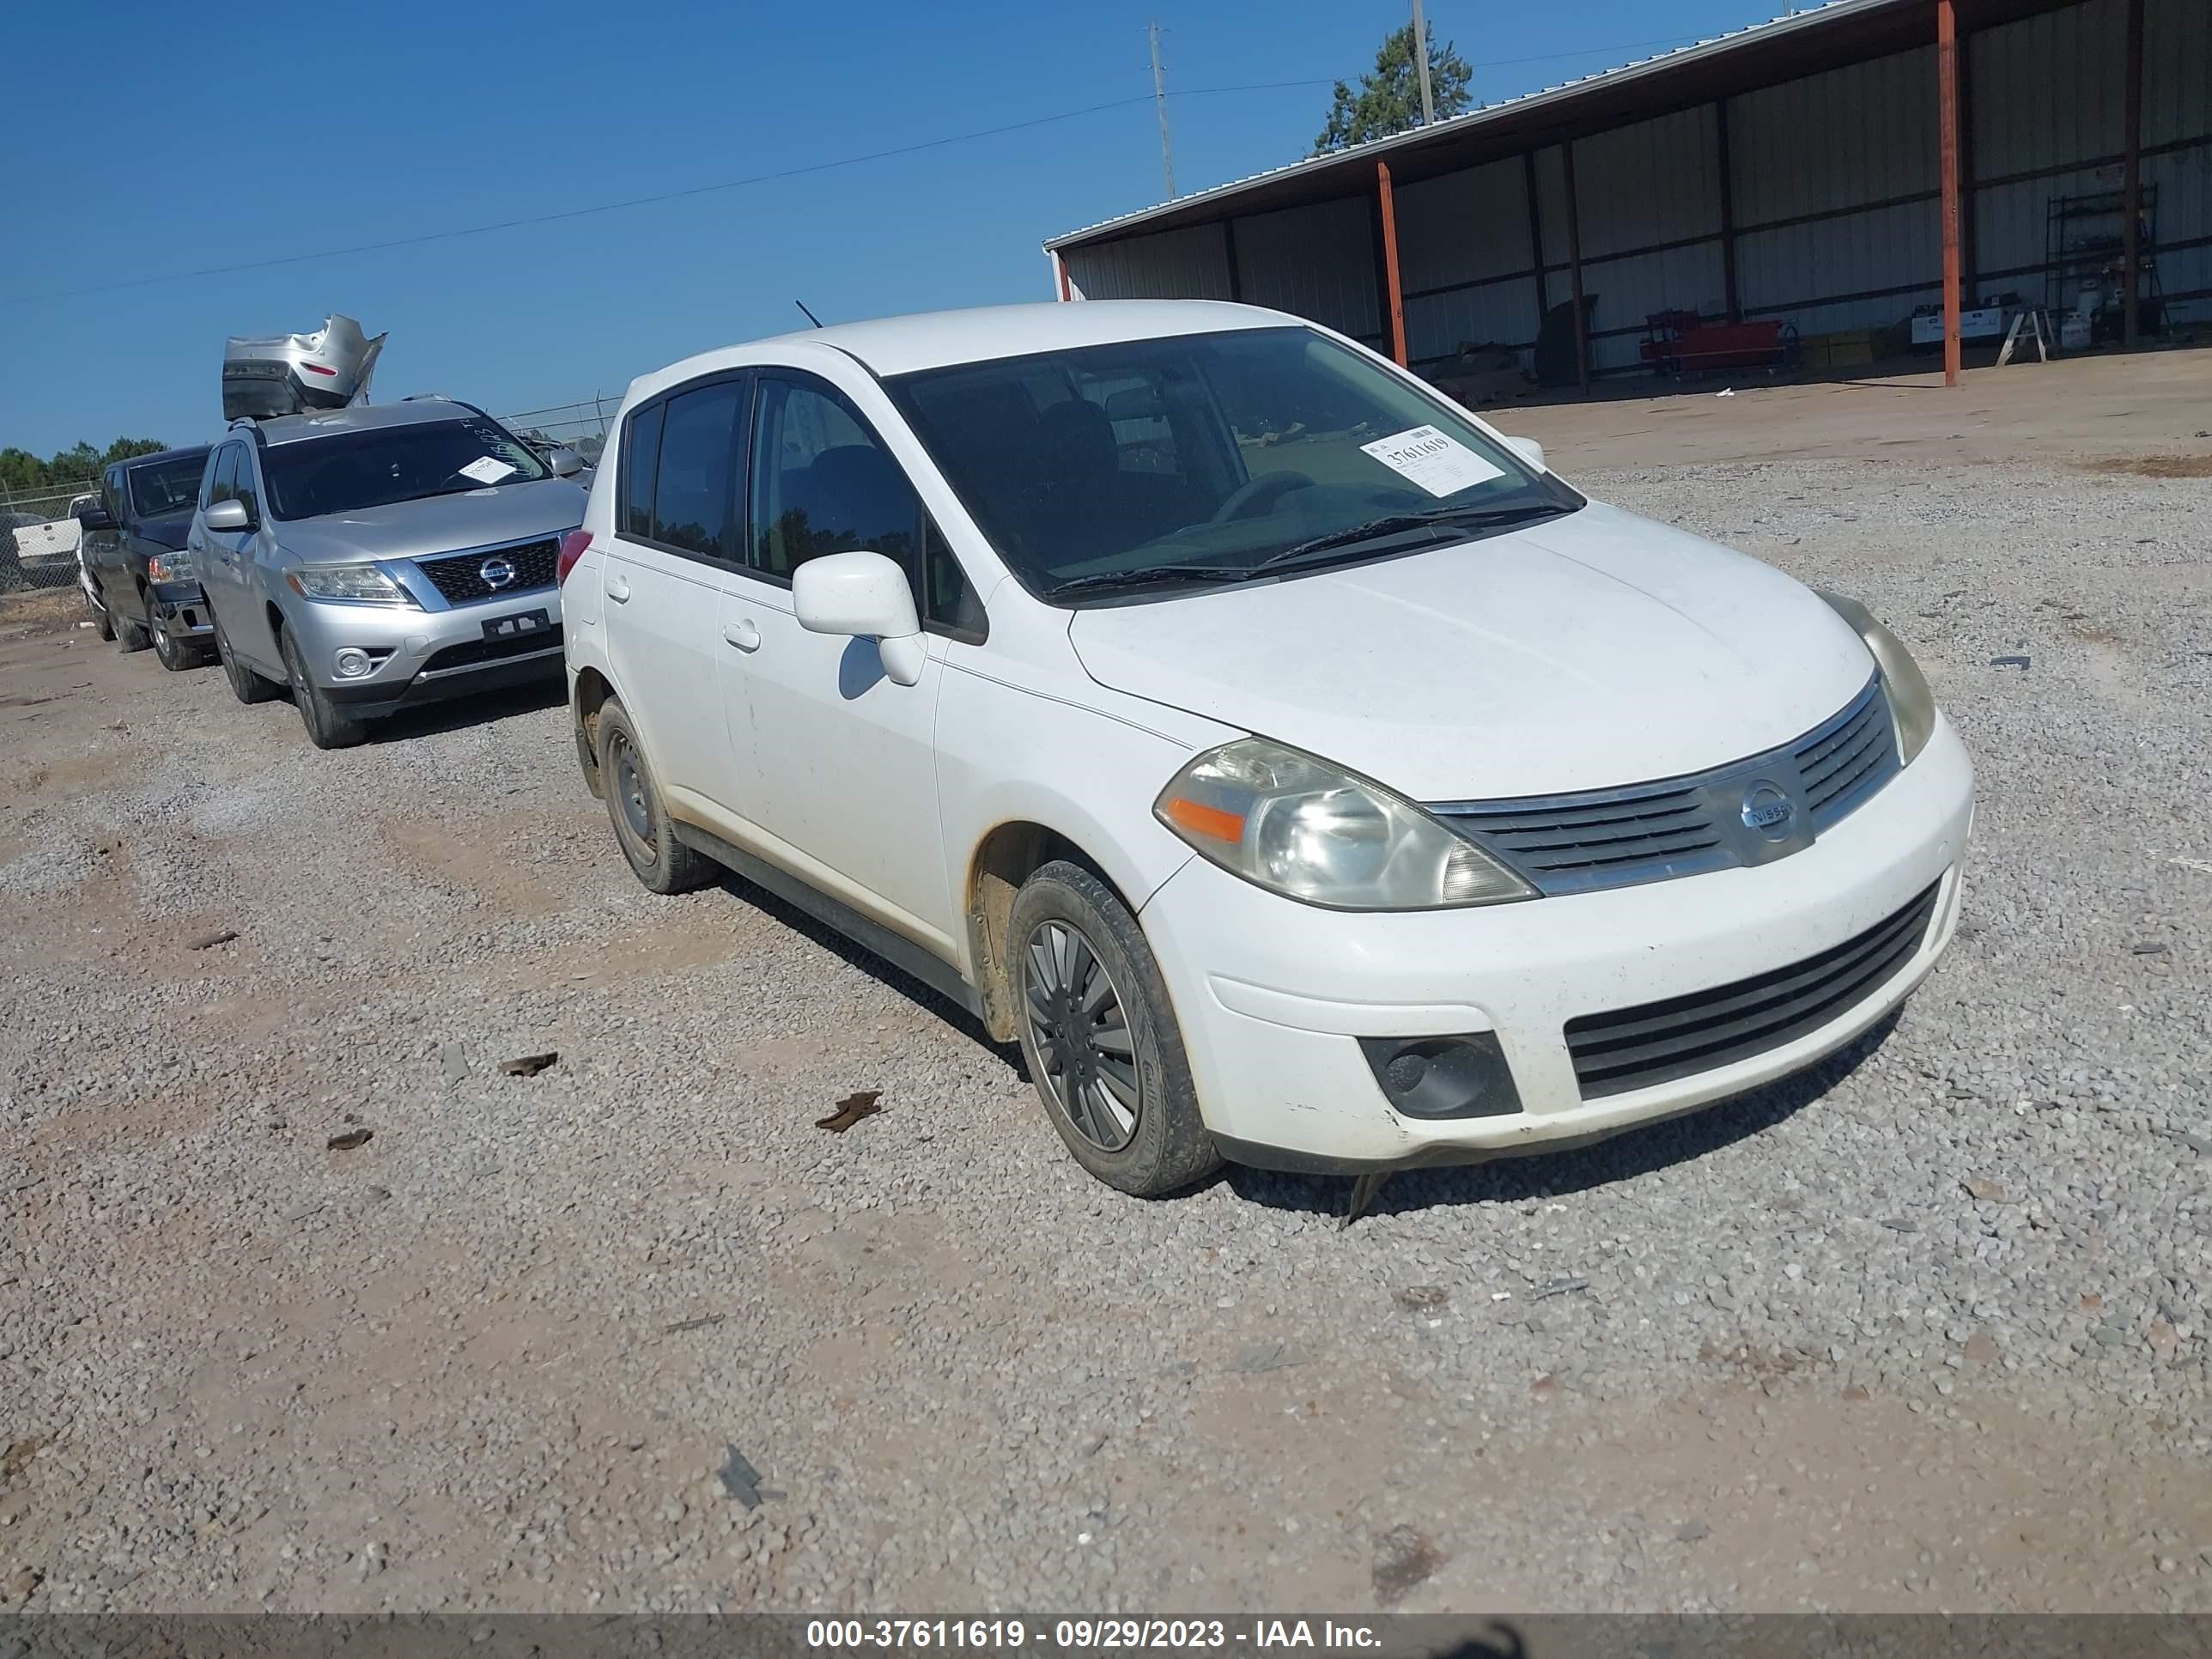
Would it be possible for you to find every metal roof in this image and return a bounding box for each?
[1044,0,2071,252]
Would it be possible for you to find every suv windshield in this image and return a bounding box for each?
[886,325,1580,602]
[128,454,210,517]
[261,416,550,520]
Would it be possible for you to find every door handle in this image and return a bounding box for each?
[723,620,761,652]
[607,575,630,603]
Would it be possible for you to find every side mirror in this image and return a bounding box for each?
[202,498,252,532]
[74,502,116,532]
[547,447,584,477]
[1501,434,1547,472]
[793,550,926,686]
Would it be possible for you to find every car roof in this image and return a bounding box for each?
[242,398,493,447]
[125,443,212,469]
[638,299,1303,393]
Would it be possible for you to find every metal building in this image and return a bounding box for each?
[1043,0,2209,388]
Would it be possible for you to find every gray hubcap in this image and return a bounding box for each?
[611,738,654,846]
[1023,920,1139,1152]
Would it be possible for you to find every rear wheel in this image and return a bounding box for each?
[84,583,115,642]
[277,624,368,750]
[1009,860,1220,1197]
[596,699,714,894]
[213,611,279,703]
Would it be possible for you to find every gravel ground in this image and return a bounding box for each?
[0,453,2206,1615]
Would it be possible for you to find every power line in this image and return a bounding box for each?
[2,33,1719,307]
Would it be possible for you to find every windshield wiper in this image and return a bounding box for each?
[1250,501,1571,575]
[1042,563,1257,600]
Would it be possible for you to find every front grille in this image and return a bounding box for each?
[414,537,561,605]
[1434,677,1899,896]
[420,624,564,675]
[1563,880,1941,1098]
[1796,678,1896,824]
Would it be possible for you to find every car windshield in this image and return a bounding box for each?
[128,455,210,517]
[261,416,550,520]
[886,325,1581,602]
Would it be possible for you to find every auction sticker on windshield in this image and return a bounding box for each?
[458,456,518,486]
[1359,424,1506,497]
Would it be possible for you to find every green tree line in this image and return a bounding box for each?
[1,437,170,496]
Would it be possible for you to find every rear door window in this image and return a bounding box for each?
[649,380,745,561]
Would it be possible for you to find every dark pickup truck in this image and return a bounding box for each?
[76,445,215,669]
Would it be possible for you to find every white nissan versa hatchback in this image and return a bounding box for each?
[559,301,1972,1199]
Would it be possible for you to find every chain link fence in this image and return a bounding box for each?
[3,395,616,595]
[0,479,100,593]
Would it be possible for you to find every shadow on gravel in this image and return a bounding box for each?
[337,674,568,744]
[1220,1009,1901,1220]
[702,866,1031,1085]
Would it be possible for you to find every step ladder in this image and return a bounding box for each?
[1996,307,2051,367]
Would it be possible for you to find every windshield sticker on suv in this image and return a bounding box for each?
[457,456,518,486]
[1358,425,1506,497]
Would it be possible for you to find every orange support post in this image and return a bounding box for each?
[1938,0,1962,387]
[1377,160,1408,367]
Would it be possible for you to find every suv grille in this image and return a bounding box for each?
[1433,678,1900,896]
[1563,880,1941,1098]
[414,537,561,605]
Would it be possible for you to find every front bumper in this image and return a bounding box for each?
[283,583,564,716]
[1138,715,1976,1172]
[150,580,215,641]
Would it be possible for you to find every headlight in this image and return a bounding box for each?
[145,551,194,583]
[285,563,416,605]
[1818,591,1937,765]
[1155,738,1534,910]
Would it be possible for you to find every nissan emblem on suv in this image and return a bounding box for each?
[479,557,517,590]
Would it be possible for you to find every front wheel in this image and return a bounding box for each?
[147,590,198,672]
[595,699,714,894]
[1008,860,1220,1197]
[277,624,368,750]
[116,590,153,653]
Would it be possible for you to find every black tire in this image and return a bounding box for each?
[85,583,115,642]
[595,698,714,894]
[1008,860,1220,1197]
[146,588,198,672]
[212,611,279,704]
[116,588,153,653]
[277,623,368,750]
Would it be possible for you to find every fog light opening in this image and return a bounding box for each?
[333,647,374,678]
[1358,1032,1522,1120]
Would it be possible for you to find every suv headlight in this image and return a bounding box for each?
[1156,738,1534,910]
[1818,591,1937,764]
[286,564,416,606]
[146,551,194,583]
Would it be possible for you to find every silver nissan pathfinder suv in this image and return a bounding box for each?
[189,398,587,747]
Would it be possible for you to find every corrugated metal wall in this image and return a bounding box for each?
[1231,194,1383,343]
[1061,222,1231,302]
[2142,0,2212,304]
[1062,0,2212,370]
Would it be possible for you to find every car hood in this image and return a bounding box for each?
[129,512,195,552]
[1066,501,1878,800]
[274,477,587,565]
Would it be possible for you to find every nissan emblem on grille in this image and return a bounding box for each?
[1741,780,1796,839]
[479,557,516,590]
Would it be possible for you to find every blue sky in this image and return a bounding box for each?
[3,0,1788,457]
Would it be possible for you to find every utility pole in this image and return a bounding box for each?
[1150,21,1176,199]
[1412,0,1436,125]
